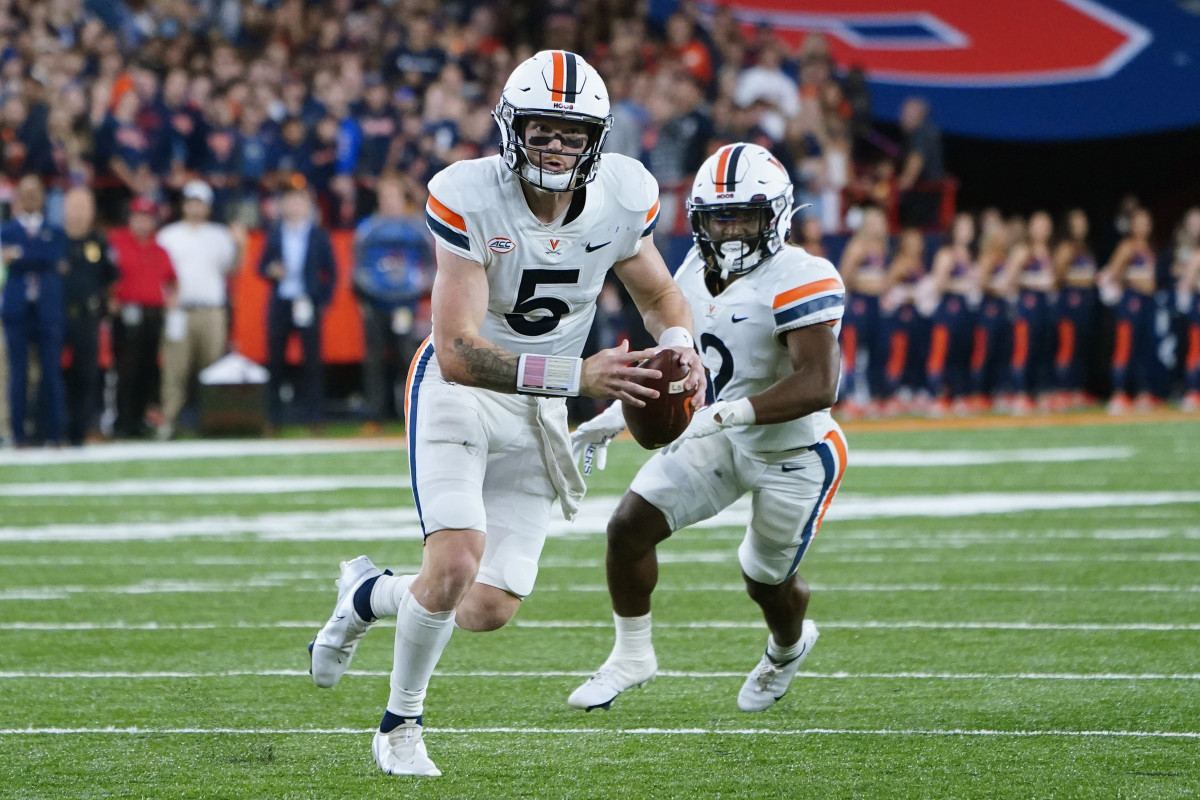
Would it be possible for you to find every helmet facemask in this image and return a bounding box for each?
[691,195,789,279]
[504,109,608,192]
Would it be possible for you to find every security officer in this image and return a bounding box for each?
[1,175,69,447]
[61,187,118,446]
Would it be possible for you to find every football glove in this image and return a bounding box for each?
[571,402,627,475]
[663,397,755,453]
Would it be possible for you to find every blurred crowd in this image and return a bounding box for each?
[832,202,1200,419]
[0,0,1193,447]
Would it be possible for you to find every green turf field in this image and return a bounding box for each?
[1,420,1198,799]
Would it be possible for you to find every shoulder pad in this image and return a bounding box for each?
[601,153,659,215]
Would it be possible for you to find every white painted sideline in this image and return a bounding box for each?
[0,441,1133,467]
[0,726,1194,739]
[4,551,1199,567]
[0,439,401,466]
[0,476,409,497]
[3,619,1197,632]
[4,580,1199,601]
[512,620,1200,632]
[0,669,1196,681]
[3,492,1200,542]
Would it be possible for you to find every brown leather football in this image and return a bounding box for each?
[621,348,695,449]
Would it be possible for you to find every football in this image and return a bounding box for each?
[621,348,695,449]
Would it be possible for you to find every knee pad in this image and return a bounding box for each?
[475,534,541,598]
[738,538,790,586]
[424,490,486,534]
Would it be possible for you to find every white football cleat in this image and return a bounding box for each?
[372,720,441,777]
[737,619,819,712]
[568,654,657,711]
[309,555,388,688]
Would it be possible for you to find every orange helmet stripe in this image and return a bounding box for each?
[551,51,566,101]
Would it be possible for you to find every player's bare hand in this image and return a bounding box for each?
[580,340,663,406]
[669,345,707,407]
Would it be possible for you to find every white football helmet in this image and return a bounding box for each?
[688,142,795,278]
[493,50,613,192]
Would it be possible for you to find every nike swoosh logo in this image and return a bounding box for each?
[731,315,749,323]
[334,614,346,621]
[585,241,611,252]
[781,464,805,472]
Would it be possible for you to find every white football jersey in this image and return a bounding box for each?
[675,244,844,452]
[425,153,660,369]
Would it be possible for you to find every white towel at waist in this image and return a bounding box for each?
[534,397,587,521]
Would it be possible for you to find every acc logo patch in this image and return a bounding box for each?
[488,237,516,254]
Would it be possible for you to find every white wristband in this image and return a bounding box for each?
[516,353,583,396]
[719,397,756,426]
[658,326,694,349]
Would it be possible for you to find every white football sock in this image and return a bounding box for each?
[370,573,416,619]
[767,632,803,664]
[387,589,456,718]
[609,612,654,662]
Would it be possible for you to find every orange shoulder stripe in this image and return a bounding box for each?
[773,277,843,309]
[646,199,660,223]
[427,193,466,232]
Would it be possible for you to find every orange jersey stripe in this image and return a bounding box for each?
[551,51,565,100]
[815,428,848,531]
[427,194,466,232]
[773,278,843,309]
[403,336,433,423]
[645,199,660,224]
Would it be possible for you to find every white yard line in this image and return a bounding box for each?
[0,726,1193,739]
[4,619,1197,632]
[4,580,1199,601]
[513,620,1200,632]
[0,477,409,497]
[0,668,1197,681]
[0,443,1132,467]
[0,439,402,465]
[555,583,1200,594]
[4,552,1199,568]
[3,493,1200,542]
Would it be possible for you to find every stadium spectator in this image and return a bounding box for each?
[837,205,890,415]
[198,94,240,223]
[663,12,714,88]
[603,73,651,160]
[60,186,117,446]
[382,15,447,90]
[1,175,68,447]
[733,37,800,143]
[95,86,154,221]
[1003,210,1057,414]
[258,184,335,431]
[229,99,273,226]
[351,173,432,432]
[969,221,1016,410]
[895,96,945,229]
[107,195,176,439]
[924,212,977,415]
[879,227,928,413]
[1178,247,1200,411]
[152,67,203,187]
[1,94,52,183]
[154,179,242,440]
[265,117,311,194]
[1052,209,1098,410]
[353,73,400,211]
[1103,207,1159,413]
[795,214,827,259]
